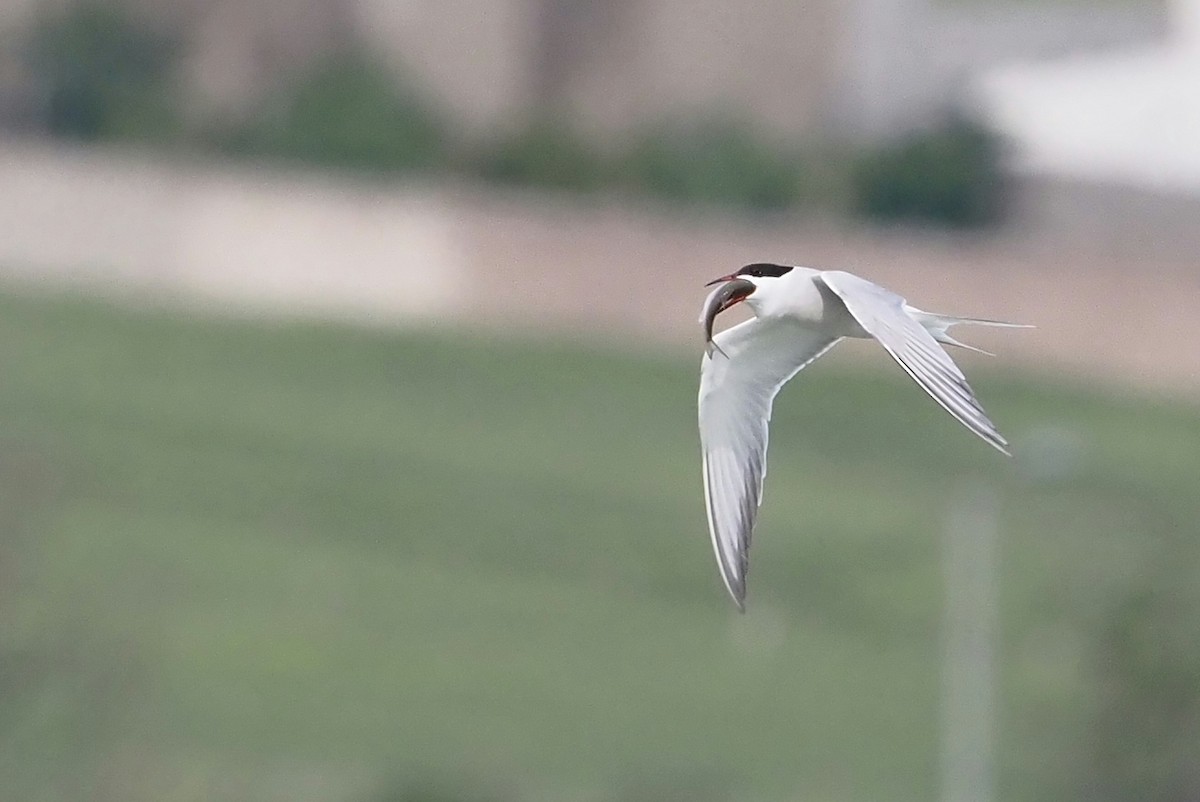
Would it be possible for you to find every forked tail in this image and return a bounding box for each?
[904,306,1033,356]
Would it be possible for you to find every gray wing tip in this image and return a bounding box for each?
[726,584,747,613]
[717,564,748,612]
[966,418,1011,456]
[731,581,747,612]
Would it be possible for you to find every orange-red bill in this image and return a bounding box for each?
[705,273,739,287]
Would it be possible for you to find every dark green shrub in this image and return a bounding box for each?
[471,117,609,193]
[851,119,1004,227]
[367,775,508,802]
[22,3,180,141]
[619,118,805,212]
[225,51,447,173]
[470,115,806,212]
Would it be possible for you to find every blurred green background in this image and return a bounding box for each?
[1,1,1198,801]
[1,293,1197,801]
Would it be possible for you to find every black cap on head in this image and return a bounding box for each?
[736,263,794,278]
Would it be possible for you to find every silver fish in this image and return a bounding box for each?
[700,278,756,358]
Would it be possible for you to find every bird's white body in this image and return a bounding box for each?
[736,266,864,336]
[698,264,1028,610]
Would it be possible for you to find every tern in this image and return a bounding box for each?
[699,263,1028,610]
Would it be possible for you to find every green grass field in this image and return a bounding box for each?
[0,290,1196,802]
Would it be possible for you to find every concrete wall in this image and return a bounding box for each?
[0,141,463,321]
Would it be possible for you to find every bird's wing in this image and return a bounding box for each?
[817,270,1009,454]
[699,319,839,610]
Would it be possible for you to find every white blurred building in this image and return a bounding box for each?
[977,0,1200,255]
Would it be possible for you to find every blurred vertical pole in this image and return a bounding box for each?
[940,482,998,802]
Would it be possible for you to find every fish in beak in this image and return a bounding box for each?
[700,277,756,358]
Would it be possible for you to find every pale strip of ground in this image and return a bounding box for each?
[454,189,1200,402]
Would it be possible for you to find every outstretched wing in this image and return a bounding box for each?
[699,319,839,610]
[818,270,1009,455]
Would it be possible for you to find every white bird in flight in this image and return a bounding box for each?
[698,263,1029,610]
